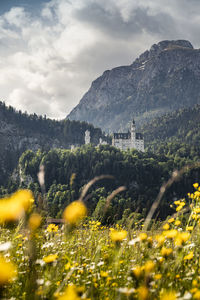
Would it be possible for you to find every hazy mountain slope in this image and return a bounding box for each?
[68,40,200,131]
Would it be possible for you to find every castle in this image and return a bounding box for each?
[112,119,144,152]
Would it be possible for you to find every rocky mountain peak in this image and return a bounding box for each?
[137,40,194,63]
[68,40,200,131]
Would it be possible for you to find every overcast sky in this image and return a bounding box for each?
[0,0,200,119]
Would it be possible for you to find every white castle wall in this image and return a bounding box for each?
[112,120,144,152]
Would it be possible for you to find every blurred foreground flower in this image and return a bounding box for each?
[137,285,149,300]
[175,232,190,247]
[184,251,193,260]
[0,190,34,223]
[43,254,58,263]
[63,201,87,225]
[110,229,127,242]
[28,213,42,231]
[0,255,17,285]
[160,290,176,300]
[139,233,148,241]
[57,285,81,300]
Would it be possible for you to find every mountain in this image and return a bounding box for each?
[68,40,200,131]
[0,102,106,186]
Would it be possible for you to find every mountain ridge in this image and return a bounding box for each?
[68,40,200,131]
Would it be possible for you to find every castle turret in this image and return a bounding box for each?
[85,130,90,144]
[130,119,136,148]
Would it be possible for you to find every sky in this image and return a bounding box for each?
[0,0,200,119]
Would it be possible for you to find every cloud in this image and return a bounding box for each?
[0,0,200,119]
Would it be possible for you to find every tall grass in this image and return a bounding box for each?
[0,178,200,299]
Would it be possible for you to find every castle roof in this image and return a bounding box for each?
[113,132,143,140]
[113,132,131,139]
[136,133,143,140]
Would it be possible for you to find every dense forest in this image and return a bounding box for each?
[142,104,200,159]
[0,144,199,224]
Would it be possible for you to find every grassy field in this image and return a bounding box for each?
[0,184,200,299]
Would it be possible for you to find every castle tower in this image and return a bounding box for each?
[85,130,90,144]
[130,119,136,148]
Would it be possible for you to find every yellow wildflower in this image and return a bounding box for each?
[57,285,81,300]
[144,260,155,274]
[174,200,181,206]
[160,290,176,300]
[112,282,118,287]
[192,214,198,220]
[11,189,34,210]
[163,223,170,230]
[194,290,200,299]
[65,262,71,270]
[163,229,178,239]
[132,266,143,279]
[193,280,198,286]
[191,288,198,294]
[47,223,58,233]
[155,235,165,246]
[43,254,58,263]
[195,191,200,198]
[176,205,183,212]
[28,213,42,231]
[139,233,148,241]
[161,247,173,257]
[100,271,108,277]
[168,218,175,223]
[193,183,199,189]
[137,285,149,300]
[193,208,200,214]
[0,189,34,223]
[174,220,181,226]
[63,201,87,225]
[154,274,162,280]
[110,230,127,242]
[175,232,190,246]
[0,256,17,285]
[184,251,194,260]
[186,226,193,231]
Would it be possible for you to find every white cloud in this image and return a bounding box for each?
[0,0,200,119]
[3,7,29,27]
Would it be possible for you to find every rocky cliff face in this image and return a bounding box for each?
[68,40,200,131]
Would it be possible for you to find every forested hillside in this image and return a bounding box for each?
[0,101,107,185]
[142,104,200,160]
